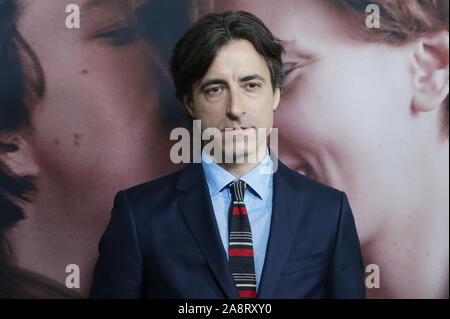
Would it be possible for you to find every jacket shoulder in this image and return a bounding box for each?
[277,160,348,228]
[121,165,186,203]
[278,160,342,198]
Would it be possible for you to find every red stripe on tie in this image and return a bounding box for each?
[232,207,247,215]
[239,290,257,298]
[229,248,254,257]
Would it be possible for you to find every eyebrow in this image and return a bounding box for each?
[199,74,266,92]
[241,74,266,83]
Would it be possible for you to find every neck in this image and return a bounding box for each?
[5,177,111,298]
[311,117,449,240]
[322,132,449,298]
[216,145,267,178]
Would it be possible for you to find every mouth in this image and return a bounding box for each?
[223,126,251,135]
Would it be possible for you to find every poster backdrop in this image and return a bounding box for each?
[0,0,448,298]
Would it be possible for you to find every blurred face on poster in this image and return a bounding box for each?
[1,0,178,296]
[193,0,449,298]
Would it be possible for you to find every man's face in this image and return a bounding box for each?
[220,0,415,189]
[187,39,280,162]
[18,0,177,218]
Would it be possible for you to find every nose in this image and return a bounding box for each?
[226,87,245,120]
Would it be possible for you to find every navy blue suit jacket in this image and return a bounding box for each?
[90,160,366,298]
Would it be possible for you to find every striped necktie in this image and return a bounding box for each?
[227,180,257,299]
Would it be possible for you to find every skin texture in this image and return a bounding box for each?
[218,0,449,298]
[184,39,280,178]
[4,0,179,296]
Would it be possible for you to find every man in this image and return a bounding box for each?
[90,11,365,299]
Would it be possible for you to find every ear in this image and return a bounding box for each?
[0,132,39,178]
[411,30,449,113]
[183,95,196,119]
[272,87,281,111]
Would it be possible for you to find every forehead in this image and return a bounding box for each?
[202,39,270,79]
[218,0,354,50]
[18,0,142,25]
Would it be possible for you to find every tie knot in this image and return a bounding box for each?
[228,180,247,202]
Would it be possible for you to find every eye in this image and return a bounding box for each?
[94,26,137,46]
[283,62,297,77]
[284,68,295,77]
[283,58,316,78]
[246,82,261,91]
[282,61,310,87]
[205,86,224,97]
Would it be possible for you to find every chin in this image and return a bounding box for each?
[222,146,258,164]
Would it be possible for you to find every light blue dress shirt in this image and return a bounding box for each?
[201,147,273,291]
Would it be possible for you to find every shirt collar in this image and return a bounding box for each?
[201,147,273,199]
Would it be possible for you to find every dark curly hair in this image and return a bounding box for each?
[0,0,57,298]
[170,10,285,104]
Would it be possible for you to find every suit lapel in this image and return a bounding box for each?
[177,163,239,299]
[257,160,306,299]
